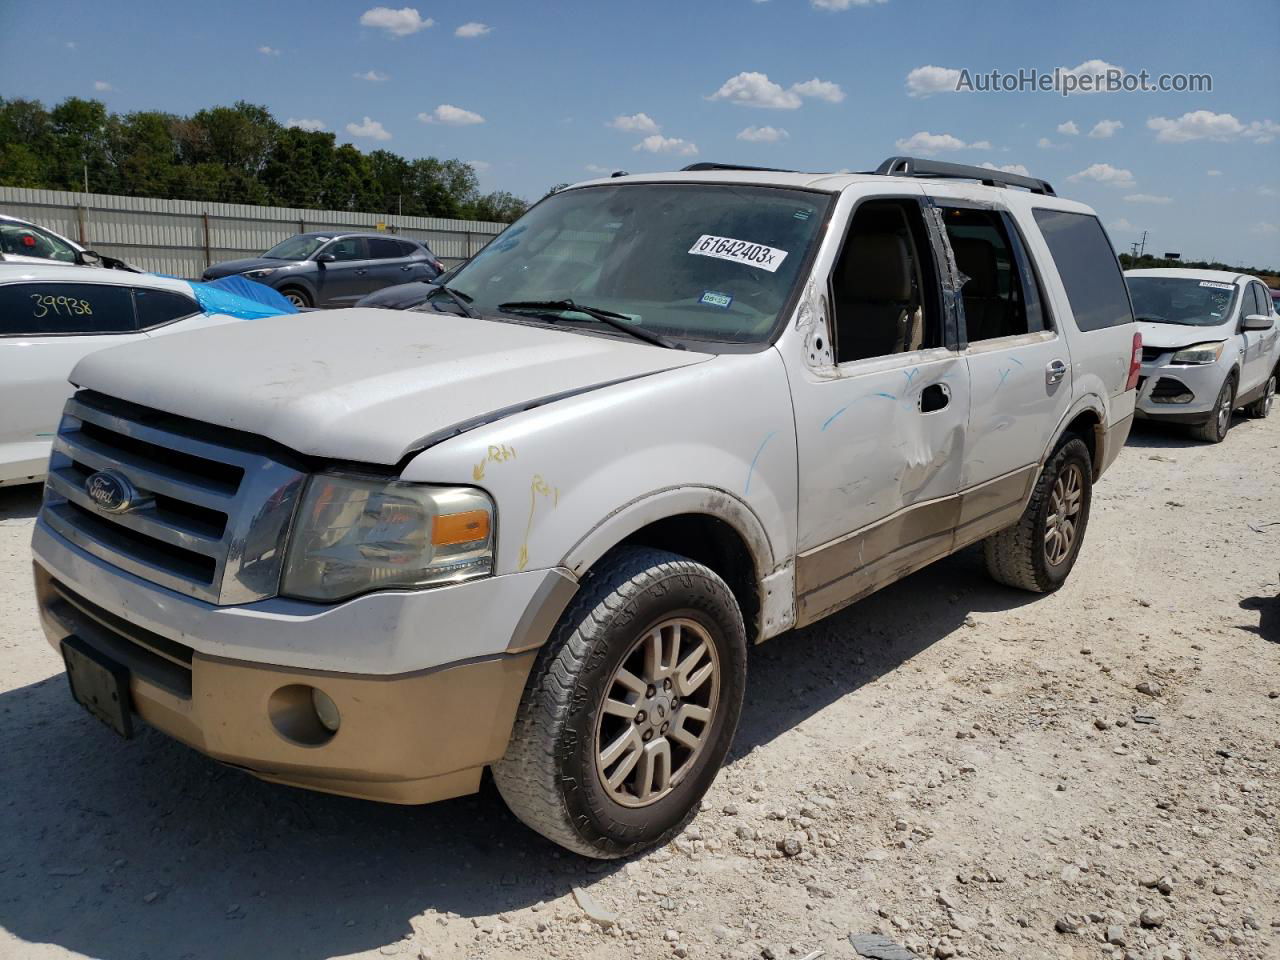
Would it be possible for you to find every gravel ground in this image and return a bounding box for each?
[1,414,1277,960]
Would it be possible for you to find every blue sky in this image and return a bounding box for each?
[2,0,1277,266]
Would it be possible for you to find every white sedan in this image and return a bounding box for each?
[0,264,254,486]
[1126,268,1279,442]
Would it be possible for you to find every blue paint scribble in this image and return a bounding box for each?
[820,407,847,432]
[995,368,1012,392]
[1009,357,1024,368]
[873,391,897,400]
[745,432,776,495]
[903,367,919,385]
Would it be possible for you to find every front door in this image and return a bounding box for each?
[789,194,970,626]
[927,195,1075,532]
[314,237,372,305]
[1240,282,1276,394]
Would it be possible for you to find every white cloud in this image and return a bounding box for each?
[285,118,327,132]
[1057,59,1126,92]
[707,72,844,109]
[354,70,389,82]
[1089,119,1123,139]
[1067,162,1136,188]
[1037,137,1056,149]
[469,160,491,172]
[894,131,990,154]
[634,135,699,156]
[419,104,486,126]
[346,116,391,140]
[981,161,1031,176]
[65,41,77,50]
[1250,222,1278,235]
[257,45,280,56]
[905,65,962,97]
[1147,110,1280,144]
[1206,169,1222,176]
[359,6,434,37]
[1109,218,1135,232]
[790,77,845,103]
[455,22,490,37]
[608,113,660,134]
[737,125,789,143]
[584,164,614,174]
[1260,186,1278,197]
[1057,121,1080,136]
[812,0,888,8]
[1124,193,1172,204]
[93,80,113,92]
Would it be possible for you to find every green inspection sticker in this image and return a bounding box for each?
[699,290,733,308]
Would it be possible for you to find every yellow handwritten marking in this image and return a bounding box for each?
[517,473,560,572]
[472,443,517,483]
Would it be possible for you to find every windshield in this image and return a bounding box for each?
[1126,276,1238,327]
[263,235,330,260]
[440,183,832,345]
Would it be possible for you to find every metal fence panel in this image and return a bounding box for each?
[0,186,507,277]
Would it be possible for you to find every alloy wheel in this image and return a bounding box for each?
[594,617,720,808]
[1044,463,1083,567]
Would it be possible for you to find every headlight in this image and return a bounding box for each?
[245,268,276,278]
[281,474,494,602]
[1170,342,1225,364]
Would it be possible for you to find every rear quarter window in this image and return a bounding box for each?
[1032,209,1134,332]
[0,282,137,336]
[134,288,200,329]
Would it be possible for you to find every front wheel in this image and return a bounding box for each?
[279,286,312,308]
[493,546,747,859]
[1244,373,1276,419]
[984,437,1093,593]
[1190,376,1235,443]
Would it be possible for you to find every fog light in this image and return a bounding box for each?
[311,688,341,732]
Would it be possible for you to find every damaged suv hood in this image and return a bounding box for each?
[70,309,709,464]
[1137,319,1231,350]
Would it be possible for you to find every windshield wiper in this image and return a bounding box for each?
[427,283,476,318]
[498,299,682,349]
[1134,314,1167,323]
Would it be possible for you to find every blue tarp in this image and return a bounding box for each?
[186,275,299,320]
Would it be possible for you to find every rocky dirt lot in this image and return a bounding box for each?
[1,415,1277,960]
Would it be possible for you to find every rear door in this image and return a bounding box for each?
[0,280,143,474]
[1240,281,1276,393]
[925,190,1075,515]
[365,237,420,293]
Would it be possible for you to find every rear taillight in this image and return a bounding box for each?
[1126,331,1143,391]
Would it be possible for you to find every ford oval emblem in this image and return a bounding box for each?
[85,470,136,514]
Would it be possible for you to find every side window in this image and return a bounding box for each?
[324,237,367,262]
[1252,282,1272,318]
[397,240,421,257]
[940,207,1044,342]
[1032,209,1133,332]
[367,237,405,260]
[830,199,942,364]
[0,222,79,262]
[134,288,200,329]
[0,283,137,336]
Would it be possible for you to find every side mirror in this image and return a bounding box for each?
[1243,313,1274,331]
[76,249,103,266]
[314,253,335,264]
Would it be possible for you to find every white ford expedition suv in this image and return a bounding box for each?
[31,157,1139,858]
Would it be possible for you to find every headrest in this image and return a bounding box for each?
[842,233,911,301]
[951,237,998,298]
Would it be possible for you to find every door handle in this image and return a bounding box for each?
[1046,359,1068,385]
[354,269,368,275]
[400,265,412,271]
[919,383,950,413]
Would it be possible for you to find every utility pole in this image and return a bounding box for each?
[83,159,89,194]
[1129,231,1148,259]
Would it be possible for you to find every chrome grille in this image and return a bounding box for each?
[42,393,306,605]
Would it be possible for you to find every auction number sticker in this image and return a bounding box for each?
[1199,281,1234,290]
[689,235,788,273]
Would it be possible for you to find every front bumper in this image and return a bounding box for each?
[1134,359,1226,422]
[32,519,577,804]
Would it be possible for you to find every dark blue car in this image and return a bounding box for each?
[202,231,444,308]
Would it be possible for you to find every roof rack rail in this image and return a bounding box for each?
[681,162,799,174]
[875,156,1056,196]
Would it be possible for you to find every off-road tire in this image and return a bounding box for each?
[279,286,312,308]
[492,546,747,859]
[984,437,1093,593]
[1243,373,1275,419]
[1190,376,1235,443]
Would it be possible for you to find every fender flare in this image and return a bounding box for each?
[1041,393,1108,475]
[560,484,778,582]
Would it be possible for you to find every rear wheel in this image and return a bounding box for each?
[984,437,1093,593]
[279,286,311,308]
[1244,373,1275,419]
[1190,376,1235,443]
[493,546,747,859]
